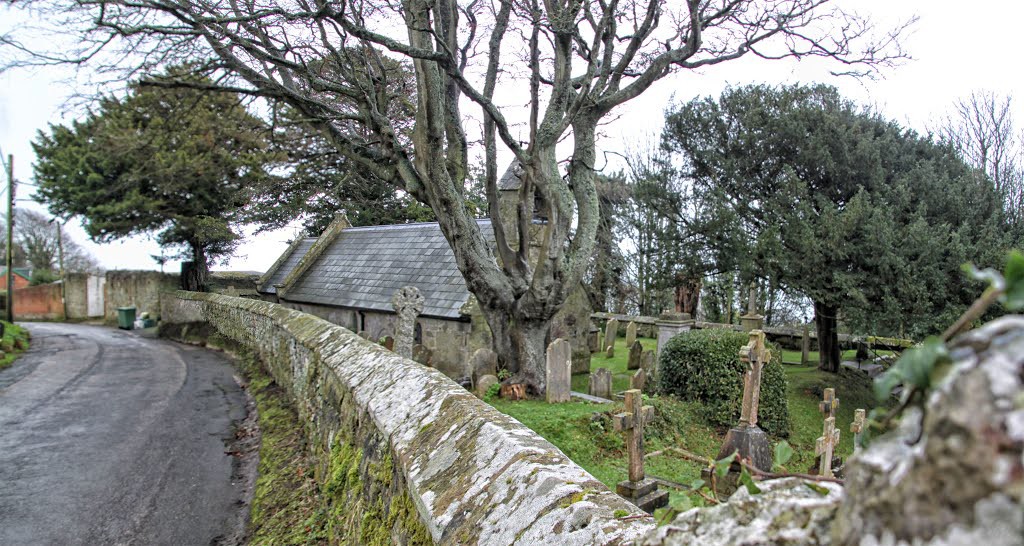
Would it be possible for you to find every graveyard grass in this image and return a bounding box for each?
[0,321,30,371]
[490,335,879,505]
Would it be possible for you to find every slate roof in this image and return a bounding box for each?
[498,160,523,191]
[0,268,33,280]
[260,237,317,294]
[284,220,495,319]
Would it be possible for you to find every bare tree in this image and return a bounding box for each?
[2,0,911,391]
[939,91,1024,220]
[12,209,101,274]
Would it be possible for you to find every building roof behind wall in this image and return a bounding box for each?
[284,220,495,319]
[259,237,317,294]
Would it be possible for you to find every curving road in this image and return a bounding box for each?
[0,323,254,546]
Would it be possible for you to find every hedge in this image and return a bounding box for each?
[658,328,790,437]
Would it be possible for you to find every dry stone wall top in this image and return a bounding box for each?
[162,291,654,545]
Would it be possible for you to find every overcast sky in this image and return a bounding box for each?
[1,0,1022,275]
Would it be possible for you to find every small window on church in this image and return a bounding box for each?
[414,322,423,345]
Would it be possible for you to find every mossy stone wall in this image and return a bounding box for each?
[161,291,654,545]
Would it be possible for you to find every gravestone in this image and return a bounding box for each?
[545,338,572,403]
[850,408,866,452]
[640,351,656,392]
[589,368,612,400]
[604,318,620,354]
[588,327,600,353]
[630,368,647,392]
[595,331,604,355]
[605,342,615,358]
[391,286,424,359]
[382,335,395,351]
[625,321,638,348]
[716,330,773,471]
[475,374,499,398]
[470,348,498,385]
[816,388,841,478]
[412,344,432,366]
[627,340,643,370]
[801,324,811,366]
[614,389,668,513]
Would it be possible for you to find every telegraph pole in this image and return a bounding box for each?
[5,154,14,323]
[56,219,66,319]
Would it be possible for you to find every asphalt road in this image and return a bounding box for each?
[0,323,254,546]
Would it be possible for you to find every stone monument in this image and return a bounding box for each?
[545,338,572,403]
[391,285,424,360]
[816,388,841,478]
[850,408,866,452]
[614,389,668,513]
[590,368,612,399]
[625,321,638,348]
[627,340,643,370]
[715,330,772,471]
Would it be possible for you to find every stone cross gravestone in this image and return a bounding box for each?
[625,321,638,348]
[589,368,612,399]
[604,318,620,355]
[630,368,647,391]
[716,330,773,471]
[740,282,764,332]
[614,389,668,513]
[851,408,866,452]
[627,340,643,370]
[545,338,572,403]
[816,388,841,478]
[391,286,424,360]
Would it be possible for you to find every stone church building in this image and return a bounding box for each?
[257,165,592,381]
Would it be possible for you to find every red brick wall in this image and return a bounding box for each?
[14,283,63,320]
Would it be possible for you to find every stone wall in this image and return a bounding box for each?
[104,271,179,321]
[64,273,89,319]
[160,291,654,545]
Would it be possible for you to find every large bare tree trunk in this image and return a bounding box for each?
[814,300,841,373]
[181,243,208,292]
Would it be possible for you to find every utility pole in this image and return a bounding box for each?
[56,219,66,319]
[5,154,14,323]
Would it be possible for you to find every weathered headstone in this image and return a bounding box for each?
[589,368,612,399]
[595,331,604,355]
[630,368,647,392]
[640,350,656,392]
[716,330,773,471]
[588,327,600,353]
[470,348,498,385]
[801,324,811,366]
[391,285,424,359]
[850,408,866,452]
[604,318,620,355]
[382,335,395,351]
[627,340,643,370]
[614,389,668,513]
[545,338,572,403]
[605,342,615,358]
[816,388,841,478]
[475,374,499,398]
[625,321,638,348]
[412,344,432,366]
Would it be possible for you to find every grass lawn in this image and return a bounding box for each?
[489,334,882,495]
[780,348,898,365]
[0,321,30,371]
[570,336,658,394]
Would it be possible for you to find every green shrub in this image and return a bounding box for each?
[658,328,790,437]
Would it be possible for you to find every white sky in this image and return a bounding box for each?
[1,0,1022,275]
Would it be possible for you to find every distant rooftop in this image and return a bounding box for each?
[284,220,495,319]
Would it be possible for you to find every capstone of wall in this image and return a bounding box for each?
[160,291,654,545]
